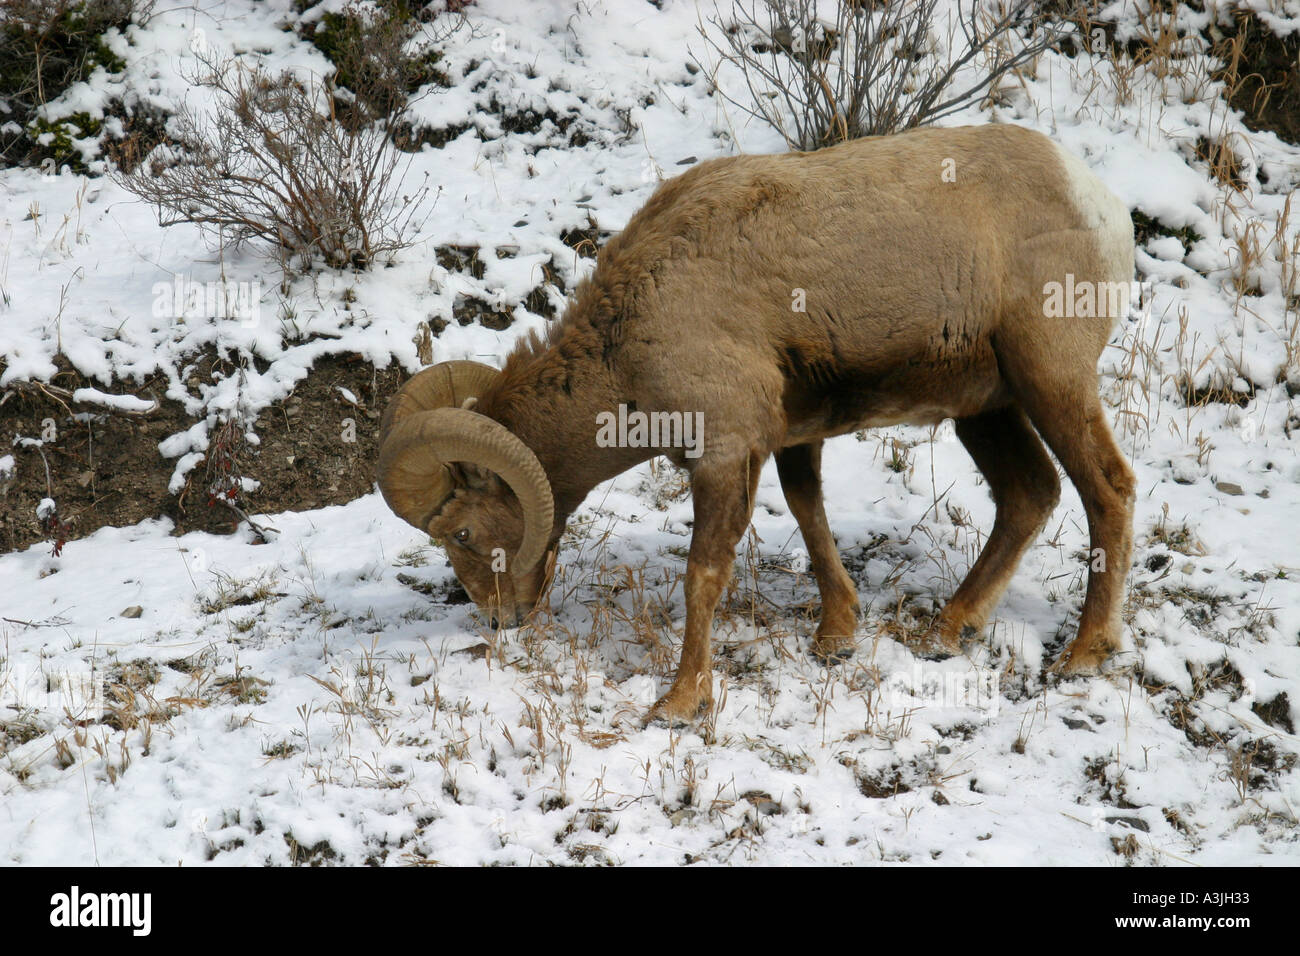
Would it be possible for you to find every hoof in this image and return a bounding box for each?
[810,631,856,665]
[809,640,855,665]
[911,619,975,660]
[645,690,712,729]
[912,633,963,661]
[1050,641,1112,677]
[917,644,959,662]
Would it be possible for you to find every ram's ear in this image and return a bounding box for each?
[445,461,474,487]
[454,462,502,490]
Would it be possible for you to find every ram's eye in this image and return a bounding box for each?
[453,528,471,544]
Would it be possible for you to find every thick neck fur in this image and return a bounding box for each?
[474,287,652,529]
[471,166,748,530]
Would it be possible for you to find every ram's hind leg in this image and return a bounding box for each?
[931,406,1061,653]
[647,450,765,726]
[775,442,859,661]
[998,351,1137,674]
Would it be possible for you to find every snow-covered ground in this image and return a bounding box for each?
[1,0,1298,864]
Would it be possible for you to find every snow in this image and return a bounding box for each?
[70,388,157,413]
[1,0,1298,865]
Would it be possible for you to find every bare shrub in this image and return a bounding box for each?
[696,0,1082,149]
[112,54,430,271]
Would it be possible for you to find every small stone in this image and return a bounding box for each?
[1215,481,1244,496]
[1105,815,1150,832]
[121,606,143,619]
[741,791,781,816]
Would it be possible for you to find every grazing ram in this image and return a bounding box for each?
[378,123,1136,725]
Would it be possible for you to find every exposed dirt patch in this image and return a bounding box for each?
[857,765,913,799]
[1131,209,1202,250]
[1,353,407,554]
[100,98,172,175]
[432,243,567,330]
[487,96,594,148]
[560,216,610,259]
[391,120,472,151]
[1056,9,1299,150]
[451,294,515,330]
[1252,691,1295,736]
[284,833,337,866]
[1217,11,1300,148]
[435,244,486,279]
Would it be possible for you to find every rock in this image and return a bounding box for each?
[669,808,697,827]
[741,791,781,815]
[1215,481,1244,495]
[1105,815,1150,832]
[121,606,143,619]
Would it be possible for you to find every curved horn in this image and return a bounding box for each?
[377,360,502,525]
[378,360,501,449]
[378,407,554,580]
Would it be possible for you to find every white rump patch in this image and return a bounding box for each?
[1051,140,1135,324]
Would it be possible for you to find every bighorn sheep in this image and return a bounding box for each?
[378,123,1136,725]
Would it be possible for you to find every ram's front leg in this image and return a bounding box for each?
[647,451,764,727]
